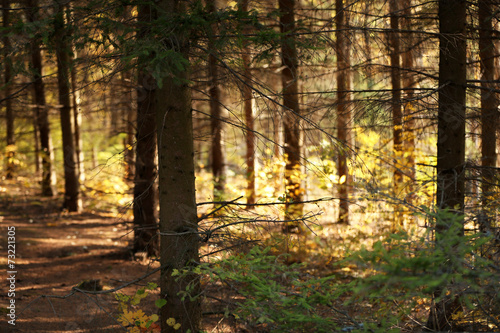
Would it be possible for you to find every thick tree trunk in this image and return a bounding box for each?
[207,0,225,202]
[335,0,350,225]
[280,0,303,231]
[156,1,201,332]
[26,0,55,197]
[426,0,467,330]
[479,0,498,231]
[54,3,81,212]
[241,0,256,206]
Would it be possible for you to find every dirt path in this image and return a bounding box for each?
[0,181,161,332]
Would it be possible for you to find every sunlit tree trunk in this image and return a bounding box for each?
[389,0,403,207]
[70,46,85,185]
[280,0,303,232]
[156,1,201,332]
[207,0,225,202]
[240,0,256,206]
[54,2,81,212]
[402,0,416,204]
[478,0,498,231]
[336,0,351,225]
[133,3,158,257]
[426,0,467,330]
[124,70,135,182]
[26,0,55,196]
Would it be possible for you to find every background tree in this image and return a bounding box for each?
[54,1,81,212]
[3,0,15,179]
[207,0,225,202]
[280,0,303,231]
[133,3,159,257]
[240,0,256,206]
[335,0,351,225]
[25,0,56,196]
[479,0,499,231]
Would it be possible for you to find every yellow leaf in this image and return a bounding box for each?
[339,175,346,184]
[166,318,176,326]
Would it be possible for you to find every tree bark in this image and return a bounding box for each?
[124,70,136,182]
[479,0,498,231]
[54,2,81,212]
[335,0,351,225]
[133,3,158,257]
[26,0,55,197]
[389,0,403,206]
[70,46,85,185]
[3,0,13,147]
[3,0,15,179]
[240,0,256,206]
[207,0,225,202]
[156,1,201,332]
[426,0,467,330]
[280,0,303,232]
[402,0,416,204]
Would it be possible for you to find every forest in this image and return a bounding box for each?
[0,0,499,332]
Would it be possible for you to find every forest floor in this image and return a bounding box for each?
[0,178,429,333]
[0,179,166,332]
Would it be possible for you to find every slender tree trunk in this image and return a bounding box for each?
[3,0,15,179]
[240,0,256,206]
[133,4,158,257]
[124,70,136,182]
[389,0,403,205]
[426,0,467,330]
[156,1,201,332]
[402,0,416,203]
[54,3,81,212]
[26,0,55,197]
[335,0,351,225]
[70,49,85,184]
[280,0,303,232]
[479,0,498,231]
[207,0,225,202]
[3,0,13,147]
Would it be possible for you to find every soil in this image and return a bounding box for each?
[0,180,165,332]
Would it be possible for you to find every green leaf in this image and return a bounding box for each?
[155,299,167,308]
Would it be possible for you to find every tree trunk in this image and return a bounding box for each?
[280,0,303,232]
[479,0,498,231]
[240,0,256,206]
[389,0,403,206]
[133,3,158,257]
[3,0,13,147]
[335,0,351,225]
[207,0,225,202]
[402,0,416,204]
[156,1,201,332]
[54,3,81,212]
[26,0,55,197]
[3,0,15,179]
[124,70,136,182]
[426,0,467,330]
[70,50,85,185]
